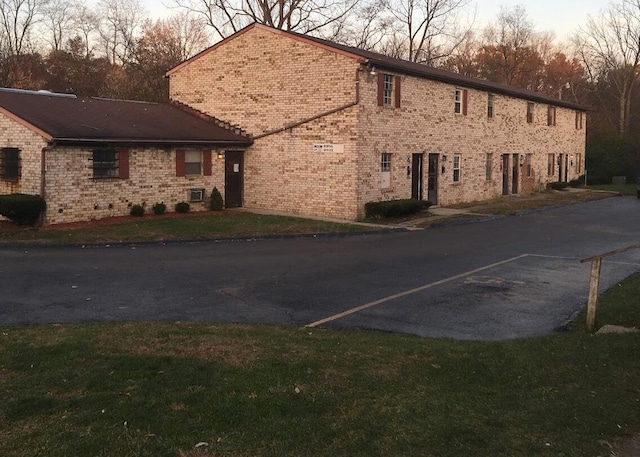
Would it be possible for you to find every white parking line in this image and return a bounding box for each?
[305,253,530,328]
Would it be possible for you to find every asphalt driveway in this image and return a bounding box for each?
[1,196,639,340]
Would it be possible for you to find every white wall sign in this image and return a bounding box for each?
[313,144,344,153]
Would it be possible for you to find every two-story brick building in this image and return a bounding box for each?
[0,23,586,225]
[168,23,586,221]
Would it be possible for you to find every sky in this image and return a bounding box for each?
[474,0,606,41]
[142,0,607,42]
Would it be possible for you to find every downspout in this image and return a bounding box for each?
[253,68,361,140]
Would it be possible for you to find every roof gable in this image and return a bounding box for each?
[0,88,253,146]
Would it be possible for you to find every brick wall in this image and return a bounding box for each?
[44,146,227,225]
[0,114,46,196]
[170,25,587,221]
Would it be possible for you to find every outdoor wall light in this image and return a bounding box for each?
[442,154,447,162]
[217,152,224,160]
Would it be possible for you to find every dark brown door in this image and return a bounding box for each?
[511,153,519,194]
[427,153,438,204]
[558,154,564,182]
[224,151,244,208]
[411,153,423,200]
[502,154,510,195]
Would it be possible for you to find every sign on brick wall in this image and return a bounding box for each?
[313,144,344,153]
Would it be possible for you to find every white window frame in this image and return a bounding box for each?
[452,154,461,183]
[185,150,202,175]
[454,89,462,114]
[526,102,535,124]
[380,152,391,189]
[547,153,555,176]
[547,106,556,126]
[487,94,494,118]
[485,153,492,181]
[383,75,394,107]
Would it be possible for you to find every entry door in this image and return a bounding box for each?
[564,155,569,182]
[511,153,519,194]
[224,151,244,208]
[502,154,510,195]
[558,154,565,182]
[411,153,424,200]
[427,153,439,204]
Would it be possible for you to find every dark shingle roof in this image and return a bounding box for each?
[0,88,252,146]
[289,31,585,111]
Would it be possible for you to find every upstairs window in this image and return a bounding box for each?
[526,102,535,124]
[547,106,556,126]
[92,149,119,178]
[0,147,20,180]
[487,93,494,118]
[377,74,401,108]
[454,89,468,115]
[575,111,584,130]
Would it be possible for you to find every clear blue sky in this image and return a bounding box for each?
[474,0,607,41]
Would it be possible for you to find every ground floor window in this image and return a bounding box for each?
[92,149,119,178]
[185,151,202,175]
[485,153,492,181]
[576,153,582,174]
[0,147,20,180]
[547,153,555,176]
[526,153,533,177]
[380,152,391,189]
[453,154,461,183]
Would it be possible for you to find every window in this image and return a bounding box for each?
[0,147,20,180]
[547,106,556,126]
[185,151,202,175]
[189,188,205,202]
[487,94,494,118]
[547,153,555,176]
[575,111,584,130]
[526,102,535,124]
[485,153,492,181]
[526,153,533,177]
[452,154,461,183]
[377,74,400,108]
[454,89,468,115]
[380,152,391,189]
[92,149,119,178]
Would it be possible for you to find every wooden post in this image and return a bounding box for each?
[585,258,602,333]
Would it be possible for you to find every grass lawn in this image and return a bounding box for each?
[0,212,375,245]
[587,183,638,196]
[1,276,639,456]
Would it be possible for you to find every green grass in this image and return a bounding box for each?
[1,276,639,457]
[587,183,637,195]
[0,212,374,245]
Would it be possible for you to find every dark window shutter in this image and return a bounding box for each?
[203,150,212,176]
[394,76,401,108]
[462,89,468,116]
[377,73,384,106]
[118,149,129,179]
[176,149,185,177]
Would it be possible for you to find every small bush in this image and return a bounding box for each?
[209,187,223,211]
[569,179,583,188]
[175,201,190,213]
[365,199,433,219]
[547,181,569,191]
[152,202,166,215]
[130,204,145,217]
[0,193,46,226]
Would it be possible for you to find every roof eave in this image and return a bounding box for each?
[52,137,253,147]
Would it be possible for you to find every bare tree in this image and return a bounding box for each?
[97,0,146,64]
[73,1,99,57]
[0,0,47,56]
[328,0,393,51]
[574,0,640,136]
[172,0,361,42]
[387,0,474,64]
[41,0,78,51]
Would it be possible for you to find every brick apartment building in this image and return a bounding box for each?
[0,23,586,225]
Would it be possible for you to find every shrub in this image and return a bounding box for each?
[365,199,432,219]
[209,187,223,211]
[175,201,190,213]
[152,202,166,215]
[547,181,568,191]
[0,193,46,226]
[568,179,583,188]
[130,204,145,217]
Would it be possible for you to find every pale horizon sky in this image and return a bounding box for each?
[142,0,608,43]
